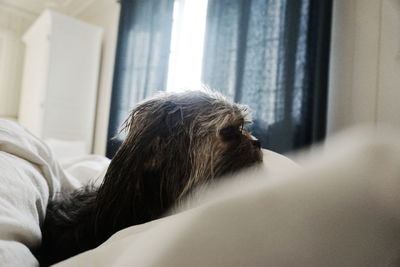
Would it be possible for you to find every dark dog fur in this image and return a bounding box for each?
[36,90,262,265]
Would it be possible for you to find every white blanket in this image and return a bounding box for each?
[0,119,81,267]
[56,127,400,267]
[1,118,400,266]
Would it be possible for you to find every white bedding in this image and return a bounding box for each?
[56,127,400,267]
[0,120,81,266]
[44,138,110,186]
[1,119,400,266]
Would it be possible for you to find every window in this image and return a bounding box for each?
[166,0,208,92]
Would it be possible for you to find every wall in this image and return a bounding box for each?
[0,7,34,118]
[327,0,400,135]
[76,0,120,155]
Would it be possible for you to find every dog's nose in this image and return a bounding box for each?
[252,140,261,149]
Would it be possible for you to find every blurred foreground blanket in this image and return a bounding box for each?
[0,120,80,266]
[1,117,400,266]
[56,127,400,267]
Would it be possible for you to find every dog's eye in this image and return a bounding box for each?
[239,123,244,133]
[219,125,242,141]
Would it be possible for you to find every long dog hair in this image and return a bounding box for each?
[36,90,262,265]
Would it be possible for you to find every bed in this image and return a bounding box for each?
[0,119,399,266]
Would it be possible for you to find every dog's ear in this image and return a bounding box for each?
[160,101,185,137]
[94,98,192,243]
[122,99,185,139]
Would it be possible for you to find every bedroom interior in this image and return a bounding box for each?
[0,0,399,266]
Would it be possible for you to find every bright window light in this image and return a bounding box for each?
[166,0,209,92]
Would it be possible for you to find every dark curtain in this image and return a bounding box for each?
[202,0,332,154]
[106,0,174,158]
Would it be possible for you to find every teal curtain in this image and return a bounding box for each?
[107,0,174,158]
[107,0,332,157]
[202,0,332,153]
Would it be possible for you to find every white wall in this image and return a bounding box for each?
[328,0,400,135]
[76,0,120,155]
[0,8,34,119]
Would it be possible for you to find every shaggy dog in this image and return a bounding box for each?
[36,90,263,265]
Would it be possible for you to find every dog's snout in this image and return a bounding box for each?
[252,140,261,149]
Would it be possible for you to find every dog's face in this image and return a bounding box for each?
[122,91,262,198]
[95,91,262,238]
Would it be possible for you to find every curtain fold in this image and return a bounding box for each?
[106,0,175,158]
[202,0,332,153]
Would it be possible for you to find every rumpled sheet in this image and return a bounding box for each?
[0,119,81,267]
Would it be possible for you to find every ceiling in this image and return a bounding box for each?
[0,0,97,18]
